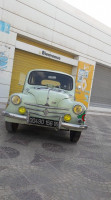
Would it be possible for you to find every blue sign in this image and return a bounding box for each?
[0,21,10,34]
[0,52,8,70]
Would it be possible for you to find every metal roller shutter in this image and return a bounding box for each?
[90,64,111,108]
[9,49,72,95]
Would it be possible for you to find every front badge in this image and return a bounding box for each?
[43,109,48,116]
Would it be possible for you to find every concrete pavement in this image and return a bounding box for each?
[0,108,111,200]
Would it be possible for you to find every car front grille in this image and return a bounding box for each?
[24,103,69,118]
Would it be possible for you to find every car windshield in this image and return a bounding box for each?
[28,71,73,91]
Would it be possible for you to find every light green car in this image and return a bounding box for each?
[3,69,87,143]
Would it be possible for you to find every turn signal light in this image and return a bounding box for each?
[64,114,71,122]
[18,107,26,115]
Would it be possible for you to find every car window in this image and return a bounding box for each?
[28,71,73,91]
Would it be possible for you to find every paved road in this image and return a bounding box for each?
[0,109,111,200]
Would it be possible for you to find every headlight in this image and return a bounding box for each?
[11,95,21,105]
[64,114,71,122]
[73,105,83,115]
[18,107,26,115]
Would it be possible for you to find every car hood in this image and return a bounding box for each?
[27,88,72,106]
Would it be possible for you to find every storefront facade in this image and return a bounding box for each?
[0,0,111,109]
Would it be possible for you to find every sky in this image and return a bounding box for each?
[63,0,111,28]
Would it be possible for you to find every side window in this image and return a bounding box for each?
[28,72,36,85]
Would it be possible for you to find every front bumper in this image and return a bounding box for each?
[2,111,88,131]
[59,116,87,131]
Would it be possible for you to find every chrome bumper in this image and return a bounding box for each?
[2,111,28,121]
[2,111,88,131]
[59,116,87,131]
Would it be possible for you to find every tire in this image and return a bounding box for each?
[70,131,81,143]
[5,122,19,133]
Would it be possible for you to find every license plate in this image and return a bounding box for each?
[29,117,59,128]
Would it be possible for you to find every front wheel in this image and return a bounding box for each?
[70,131,81,143]
[5,122,19,133]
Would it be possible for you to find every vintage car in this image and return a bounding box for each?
[3,69,87,143]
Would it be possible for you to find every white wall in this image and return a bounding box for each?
[0,0,111,66]
[0,30,17,107]
[0,0,111,107]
